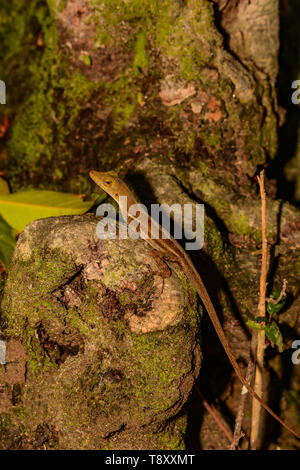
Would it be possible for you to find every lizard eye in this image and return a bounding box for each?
[105,180,111,185]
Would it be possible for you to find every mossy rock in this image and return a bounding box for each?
[0,214,201,449]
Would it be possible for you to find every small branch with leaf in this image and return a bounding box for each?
[246,170,287,449]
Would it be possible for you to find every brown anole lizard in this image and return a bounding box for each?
[89,169,300,440]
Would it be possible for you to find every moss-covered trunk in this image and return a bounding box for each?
[0,0,279,192]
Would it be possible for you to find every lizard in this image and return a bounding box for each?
[89,169,300,440]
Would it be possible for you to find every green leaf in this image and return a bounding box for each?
[267,290,287,316]
[0,190,94,232]
[246,320,265,331]
[0,214,16,268]
[265,321,283,352]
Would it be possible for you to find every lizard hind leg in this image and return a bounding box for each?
[149,249,173,279]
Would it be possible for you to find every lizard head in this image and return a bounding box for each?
[89,170,124,201]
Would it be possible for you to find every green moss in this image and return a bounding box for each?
[57,0,66,12]
[133,31,149,74]
[228,212,275,243]
[3,247,74,340]
[156,2,217,81]
[121,327,194,416]
[261,114,278,159]
[174,266,200,326]
[65,302,99,338]
[295,259,300,275]
[158,416,187,450]
[204,222,232,274]
[81,263,200,421]
[228,211,250,236]
[0,0,46,113]
[200,127,222,151]
[89,0,219,142]
[7,39,97,188]
[0,412,19,449]
[184,130,197,154]
[195,161,209,177]
[0,412,12,429]
[0,0,100,191]
[104,74,139,134]
[25,326,58,375]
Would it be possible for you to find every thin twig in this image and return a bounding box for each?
[194,384,239,448]
[266,279,287,304]
[250,170,267,450]
[229,355,254,450]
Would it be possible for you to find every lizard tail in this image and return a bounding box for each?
[182,258,300,441]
